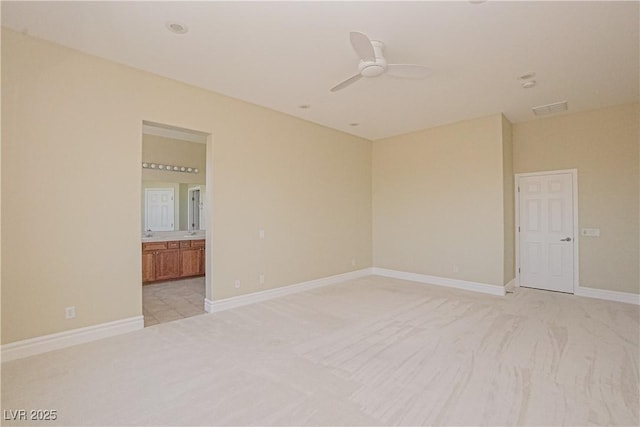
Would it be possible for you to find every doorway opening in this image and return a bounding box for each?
[140,121,211,327]
[515,169,579,294]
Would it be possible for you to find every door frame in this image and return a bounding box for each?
[514,169,579,293]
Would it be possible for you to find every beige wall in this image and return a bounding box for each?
[372,114,511,287]
[1,29,372,344]
[142,134,206,185]
[179,183,188,230]
[513,103,639,294]
[3,28,637,347]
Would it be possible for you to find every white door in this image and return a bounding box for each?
[518,173,575,293]
[145,188,175,231]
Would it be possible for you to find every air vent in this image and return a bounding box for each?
[532,101,568,116]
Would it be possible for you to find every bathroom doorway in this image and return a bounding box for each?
[140,121,210,327]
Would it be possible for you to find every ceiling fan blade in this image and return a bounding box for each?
[386,64,432,79]
[350,32,375,62]
[330,73,363,92]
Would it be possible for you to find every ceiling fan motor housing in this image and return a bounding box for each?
[360,61,386,77]
[359,40,388,77]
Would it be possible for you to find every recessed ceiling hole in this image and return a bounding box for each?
[166,22,188,34]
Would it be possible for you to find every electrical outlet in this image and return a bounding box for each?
[259,274,265,285]
[351,258,356,266]
[259,229,265,239]
[65,306,76,319]
[234,280,241,289]
[453,265,460,273]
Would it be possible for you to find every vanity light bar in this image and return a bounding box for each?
[141,162,199,174]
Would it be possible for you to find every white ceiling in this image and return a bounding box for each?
[2,1,639,140]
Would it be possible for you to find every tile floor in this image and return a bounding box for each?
[142,277,205,326]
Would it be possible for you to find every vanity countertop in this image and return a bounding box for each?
[142,233,205,243]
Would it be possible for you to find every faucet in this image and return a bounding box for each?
[144,229,153,238]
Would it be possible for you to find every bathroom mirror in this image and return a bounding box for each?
[141,123,207,232]
[142,181,205,231]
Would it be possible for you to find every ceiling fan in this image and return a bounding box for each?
[330,32,432,92]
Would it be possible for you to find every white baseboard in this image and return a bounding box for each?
[575,286,640,305]
[505,278,516,293]
[205,268,373,313]
[371,268,506,297]
[1,316,144,363]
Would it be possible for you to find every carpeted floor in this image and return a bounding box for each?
[2,275,638,426]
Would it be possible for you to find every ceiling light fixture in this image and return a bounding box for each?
[166,21,188,34]
[349,123,360,127]
[299,105,310,109]
[518,72,536,80]
[522,80,537,89]
[142,162,198,174]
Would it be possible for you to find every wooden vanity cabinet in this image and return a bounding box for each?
[142,239,205,283]
[180,239,205,278]
[141,251,156,282]
[193,239,206,276]
[142,242,166,283]
[155,249,180,281]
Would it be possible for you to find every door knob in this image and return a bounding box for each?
[560,237,572,242]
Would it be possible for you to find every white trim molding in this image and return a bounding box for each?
[205,268,373,313]
[575,286,640,305]
[372,268,506,296]
[1,316,144,363]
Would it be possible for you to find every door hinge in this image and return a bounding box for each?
[518,226,520,232]
[518,267,520,273]
[517,187,520,192]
